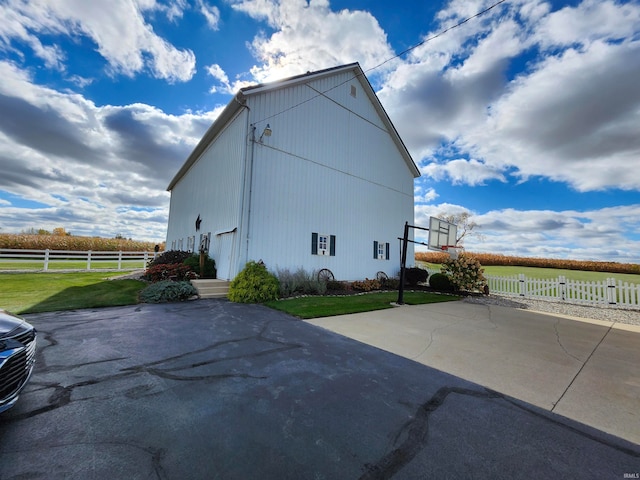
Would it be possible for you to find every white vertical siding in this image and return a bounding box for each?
[167,66,416,281]
[244,70,415,280]
[166,109,248,278]
[247,149,413,279]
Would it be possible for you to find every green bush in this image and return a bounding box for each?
[228,261,280,303]
[148,250,192,267]
[183,254,217,279]
[404,267,429,286]
[276,267,327,297]
[429,273,453,291]
[139,280,198,303]
[441,254,487,292]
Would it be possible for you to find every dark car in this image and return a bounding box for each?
[0,310,37,413]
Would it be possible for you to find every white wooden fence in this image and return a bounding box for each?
[486,273,640,309]
[0,249,156,271]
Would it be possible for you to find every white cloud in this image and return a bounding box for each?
[160,0,188,22]
[414,203,640,263]
[534,0,640,49]
[230,0,395,84]
[414,185,439,204]
[420,158,506,185]
[470,39,640,191]
[0,60,221,240]
[0,0,196,82]
[198,0,221,30]
[206,63,234,94]
[378,0,640,193]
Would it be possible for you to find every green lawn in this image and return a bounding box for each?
[4,262,637,317]
[418,262,640,284]
[0,272,146,314]
[265,291,459,319]
[0,260,147,270]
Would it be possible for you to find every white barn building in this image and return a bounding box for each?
[166,63,419,280]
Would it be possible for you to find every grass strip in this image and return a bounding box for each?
[0,272,146,314]
[265,291,459,319]
[418,262,640,284]
[0,261,146,270]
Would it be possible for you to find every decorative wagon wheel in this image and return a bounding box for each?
[375,271,388,282]
[317,268,335,283]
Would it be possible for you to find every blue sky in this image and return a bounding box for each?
[0,0,638,263]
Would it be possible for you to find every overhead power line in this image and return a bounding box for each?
[253,0,509,126]
[366,0,509,74]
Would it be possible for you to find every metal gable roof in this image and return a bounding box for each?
[167,63,419,191]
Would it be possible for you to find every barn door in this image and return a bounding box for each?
[214,230,237,280]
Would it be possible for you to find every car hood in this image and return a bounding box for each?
[0,310,30,337]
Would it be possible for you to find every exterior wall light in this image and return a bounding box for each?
[259,124,272,143]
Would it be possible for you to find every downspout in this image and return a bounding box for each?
[245,123,256,265]
[235,94,253,274]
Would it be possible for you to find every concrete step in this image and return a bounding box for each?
[190,279,230,299]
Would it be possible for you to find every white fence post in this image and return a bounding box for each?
[558,275,566,301]
[144,251,149,267]
[87,250,92,270]
[607,278,617,305]
[518,274,526,297]
[44,249,50,271]
[118,251,123,270]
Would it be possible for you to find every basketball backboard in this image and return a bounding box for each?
[428,217,458,251]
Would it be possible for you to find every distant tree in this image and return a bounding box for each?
[37,229,51,235]
[438,211,483,246]
[52,227,66,236]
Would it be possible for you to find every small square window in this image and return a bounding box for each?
[312,232,335,256]
[374,240,389,260]
[318,234,328,255]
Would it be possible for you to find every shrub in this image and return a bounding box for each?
[139,280,198,303]
[382,277,400,289]
[441,254,487,292]
[326,280,347,291]
[429,273,453,291]
[148,250,193,267]
[276,267,327,297]
[143,263,197,282]
[351,278,381,292]
[228,261,280,303]
[404,267,429,286]
[183,254,217,279]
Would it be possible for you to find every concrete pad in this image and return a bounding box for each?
[307,300,640,445]
[554,325,640,443]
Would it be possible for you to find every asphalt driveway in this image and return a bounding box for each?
[1,300,638,479]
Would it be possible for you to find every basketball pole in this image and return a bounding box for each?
[398,221,409,304]
[397,222,430,305]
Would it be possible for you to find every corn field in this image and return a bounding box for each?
[0,233,163,252]
[415,251,640,275]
